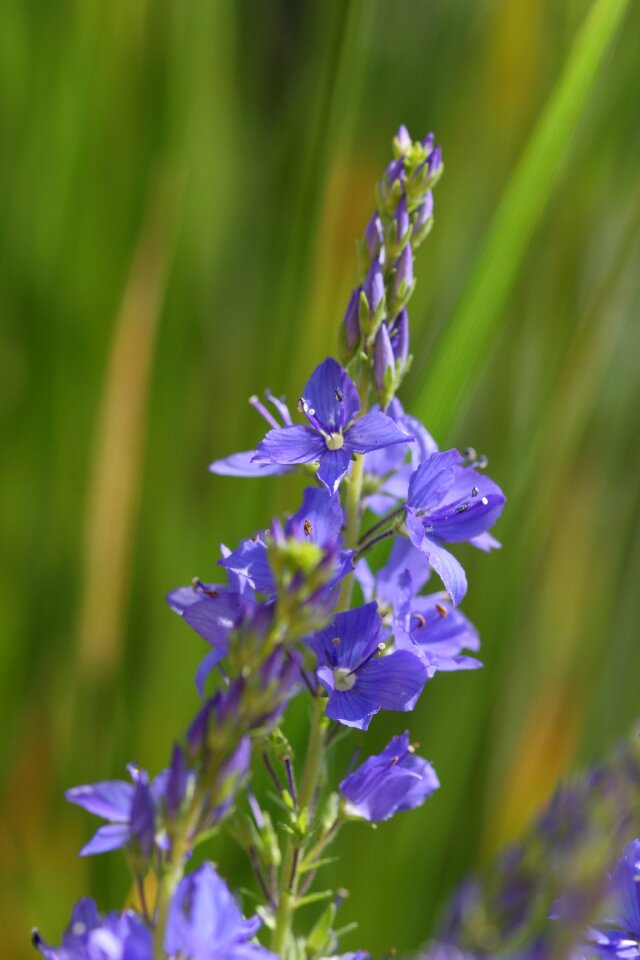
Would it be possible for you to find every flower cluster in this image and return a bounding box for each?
[34,127,507,960]
[424,729,640,960]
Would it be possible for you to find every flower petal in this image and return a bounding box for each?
[285,486,344,545]
[182,592,246,651]
[470,531,502,552]
[79,824,130,857]
[302,357,360,432]
[317,448,352,494]
[355,649,427,712]
[194,648,224,698]
[419,537,468,607]
[219,538,275,595]
[324,688,377,729]
[344,411,414,455]
[407,449,462,509]
[309,603,383,671]
[66,781,134,821]
[254,425,326,465]
[209,451,292,477]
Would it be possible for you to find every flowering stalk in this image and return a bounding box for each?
[33,127,509,960]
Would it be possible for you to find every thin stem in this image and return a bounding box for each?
[271,695,326,957]
[136,873,151,925]
[358,505,404,545]
[262,752,284,793]
[249,845,274,908]
[354,527,395,560]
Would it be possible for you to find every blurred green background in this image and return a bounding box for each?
[2,0,640,956]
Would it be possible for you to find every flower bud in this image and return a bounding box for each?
[364,213,384,262]
[374,323,394,393]
[361,258,385,336]
[341,289,360,359]
[411,190,434,248]
[389,195,410,255]
[129,774,155,861]
[393,124,412,157]
[390,244,415,316]
[390,308,410,372]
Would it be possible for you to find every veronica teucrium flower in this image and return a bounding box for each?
[66,765,162,857]
[220,486,353,596]
[340,731,439,822]
[308,602,427,729]
[405,449,505,605]
[165,862,277,960]
[252,357,413,494]
[166,580,252,696]
[583,839,640,958]
[33,899,151,960]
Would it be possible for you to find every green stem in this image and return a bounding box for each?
[271,695,326,957]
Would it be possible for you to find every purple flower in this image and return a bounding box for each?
[209,390,295,478]
[584,840,640,958]
[165,862,277,960]
[308,602,427,729]
[414,190,434,230]
[362,399,438,515]
[220,486,353,596]
[166,580,253,697]
[252,358,412,494]
[66,765,164,858]
[405,450,506,605]
[395,591,482,676]
[340,731,439,822]
[33,899,151,960]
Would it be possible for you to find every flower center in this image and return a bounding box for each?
[325,432,344,451]
[333,667,357,691]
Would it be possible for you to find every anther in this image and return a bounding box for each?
[31,929,43,947]
[455,503,469,514]
[475,454,488,469]
[462,446,476,461]
[413,613,426,629]
[435,603,448,617]
[303,519,313,536]
[203,588,219,598]
[481,496,489,505]
[390,756,400,765]
[331,636,341,647]
[408,743,418,753]
[472,486,479,497]
[335,387,344,402]
[297,397,306,413]
[251,533,259,542]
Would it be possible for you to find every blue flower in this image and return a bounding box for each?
[357,541,481,675]
[220,486,354,596]
[584,840,640,958]
[308,602,427,729]
[33,899,151,960]
[252,358,413,494]
[66,765,162,858]
[165,863,277,960]
[166,579,254,697]
[405,450,505,605]
[340,731,439,822]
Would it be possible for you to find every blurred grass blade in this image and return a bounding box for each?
[413,0,631,435]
